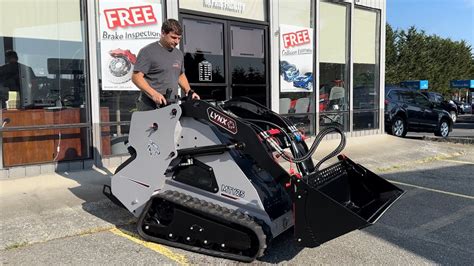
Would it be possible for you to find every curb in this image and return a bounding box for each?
[422,136,474,145]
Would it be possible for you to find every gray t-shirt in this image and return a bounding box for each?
[134,42,184,96]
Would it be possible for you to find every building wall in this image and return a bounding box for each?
[1,0,387,178]
[355,0,385,9]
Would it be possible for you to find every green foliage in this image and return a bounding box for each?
[386,24,473,96]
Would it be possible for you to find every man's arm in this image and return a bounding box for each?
[132,71,166,105]
[178,73,200,99]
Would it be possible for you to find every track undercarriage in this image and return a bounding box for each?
[137,190,267,262]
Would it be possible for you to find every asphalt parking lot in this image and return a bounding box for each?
[1,135,473,265]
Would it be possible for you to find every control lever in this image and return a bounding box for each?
[175,89,196,102]
[158,88,173,108]
[156,88,195,108]
[185,89,195,101]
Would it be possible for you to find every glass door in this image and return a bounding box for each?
[181,16,269,106]
[229,24,268,106]
[182,17,226,101]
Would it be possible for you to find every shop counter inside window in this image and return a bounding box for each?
[1,107,109,167]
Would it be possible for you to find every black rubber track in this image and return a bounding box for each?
[137,190,267,262]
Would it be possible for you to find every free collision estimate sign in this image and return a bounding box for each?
[282,29,311,48]
[279,24,314,93]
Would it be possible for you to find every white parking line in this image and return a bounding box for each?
[110,228,189,265]
[388,180,474,200]
[441,159,474,165]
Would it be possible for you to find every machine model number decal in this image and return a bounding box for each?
[207,108,238,134]
[221,184,245,198]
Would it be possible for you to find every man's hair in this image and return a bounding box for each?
[161,19,183,35]
[5,50,18,60]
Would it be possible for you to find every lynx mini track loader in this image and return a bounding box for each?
[104,96,404,262]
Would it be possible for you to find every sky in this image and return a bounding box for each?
[387,0,474,47]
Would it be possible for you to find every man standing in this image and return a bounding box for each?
[0,50,36,108]
[132,19,199,111]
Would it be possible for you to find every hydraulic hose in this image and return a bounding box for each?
[279,123,345,167]
[245,118,346,170]
[220,101,346,171]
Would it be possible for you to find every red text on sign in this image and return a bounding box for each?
[104,5,157,29]
[282,30,310,48]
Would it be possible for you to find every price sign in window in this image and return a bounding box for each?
[198,60,212,82]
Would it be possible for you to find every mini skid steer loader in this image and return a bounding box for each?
[104,95,404,262]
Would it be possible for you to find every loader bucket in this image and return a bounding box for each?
[294,155,404,247]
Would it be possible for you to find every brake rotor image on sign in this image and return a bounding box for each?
[99,1,162,90]
[279,24,314,93]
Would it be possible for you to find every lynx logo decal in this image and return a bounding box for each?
[207,107,238,134]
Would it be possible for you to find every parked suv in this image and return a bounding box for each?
[385,87,452,137]
[420,91,458,123]
[452,100,471,114]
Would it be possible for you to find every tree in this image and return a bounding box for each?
[385,24,398,84]
[385,23,474,96]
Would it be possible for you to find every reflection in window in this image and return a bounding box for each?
[353,7,380,130]
[1,39,86,110]
[278,0,314,135]
[280,91,314,135]
[319,67,348,129]
[184,53,225,84]
[353,64,377,110]
[230,57,265,84]
[183,19,225,84]
[99,89,140,156]
[319,2,349,131]
[230,58,266,105]
[182,18,225,101]
[230,26,266,106]
[0,0,90,166]
[320,64,347,111]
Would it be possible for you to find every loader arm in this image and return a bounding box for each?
[222,97,315,176]
[179,100,291,186]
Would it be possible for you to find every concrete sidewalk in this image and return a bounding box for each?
[0,134,470,251]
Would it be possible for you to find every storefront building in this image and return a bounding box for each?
[0,0,385,178]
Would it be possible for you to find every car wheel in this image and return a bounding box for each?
[391,116,407,137]
[449,111,457,123]
[435,119,450,137]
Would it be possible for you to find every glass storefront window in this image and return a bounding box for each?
[319,1,350,131]
[230,25,266,105]
[97,0,164,156]
[278,0,315,135]
[1,0,90,167]
[353,7,380,130]
[183,19,225,84]
[182,18,226,101]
